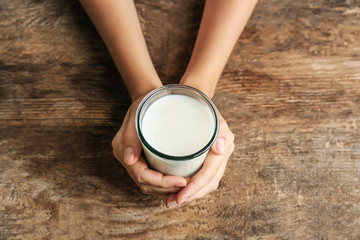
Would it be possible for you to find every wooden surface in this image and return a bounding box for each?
[1,0,360,239]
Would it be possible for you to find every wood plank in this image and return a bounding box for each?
[1,0,359,239]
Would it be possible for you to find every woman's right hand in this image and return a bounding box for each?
[111,94,188,195]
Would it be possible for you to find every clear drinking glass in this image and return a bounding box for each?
[135,84,220,177]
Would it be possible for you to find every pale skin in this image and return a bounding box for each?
[79,0,258,208]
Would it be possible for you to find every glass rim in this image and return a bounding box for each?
[135,84,220,161]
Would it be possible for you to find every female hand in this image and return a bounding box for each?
[166,113,235,208]
[111,95,188,195]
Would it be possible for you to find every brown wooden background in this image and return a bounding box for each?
[1,0,359,239]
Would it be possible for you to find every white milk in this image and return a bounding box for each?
[141,94,215,156]
[138,92,218,177]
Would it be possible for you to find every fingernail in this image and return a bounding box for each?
[124,147,134,164]
[216,138,226,154]
[167,200,178,209]
[174,182,187,188]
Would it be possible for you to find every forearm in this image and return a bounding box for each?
[180,0,258,97]
[79,0,162,101]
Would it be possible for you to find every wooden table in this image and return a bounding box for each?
[1,0,359,239]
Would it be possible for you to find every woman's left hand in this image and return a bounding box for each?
[166,113,235,208]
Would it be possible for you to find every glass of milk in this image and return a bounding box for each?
[135,84,219,177]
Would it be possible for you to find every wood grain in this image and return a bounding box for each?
[1,0,359,239]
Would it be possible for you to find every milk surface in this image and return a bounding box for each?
[142,94,215,156]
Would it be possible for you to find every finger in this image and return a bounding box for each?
[138,185,184,196]
[212,137,226,155]
[111,109,130,151]
[211,116,234,155]
[177,142,234,204]
[180,147,231,204]
[180,147,232,204]
[112,109,131,165]
[176,152,225,204]
[126,157,188,188]
[122,107,142,165]
[141,168,188,188]
[165,178,191,208]
[166,193,178,209]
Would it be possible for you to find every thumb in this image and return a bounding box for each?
[123,135,142,166]
[211,117,228,155]
[211,137,226,155]
[123,147,137,165]
[123,108,143,165]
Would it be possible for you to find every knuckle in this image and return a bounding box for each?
[140,185,150,195]
[112,149,117,158]
[111,129,123,148]
[135,175,144,185]
[160,176,166,188]
[111,137,117,149]
[112,149,123,164]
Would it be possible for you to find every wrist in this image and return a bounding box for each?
[180,76,216,98]
[129,79,163,103]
